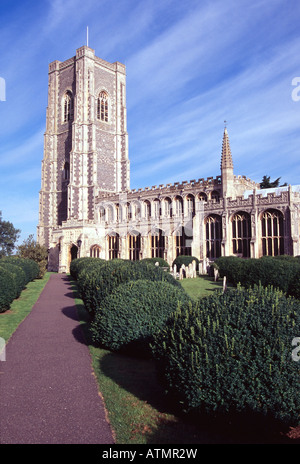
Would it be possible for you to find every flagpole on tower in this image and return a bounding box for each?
[87,26,89,47]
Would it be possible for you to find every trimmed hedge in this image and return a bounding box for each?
[215,256,300,296]
[77,259,181,317]
[70,257,106,281]
[0,257,40,312]
[0,267,17,312]
[152,284,300,426]
[90,279,191,356]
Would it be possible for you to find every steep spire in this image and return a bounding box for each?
[221,126,233,170]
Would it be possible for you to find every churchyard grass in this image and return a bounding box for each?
[0,272,52,343]
[70,275,225,444]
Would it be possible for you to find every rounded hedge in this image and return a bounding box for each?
[0,262,26,298]
[90,279,191,356]
[78,259,181,317]
[1,257,39,283]
[152,284,300,426]
[70,257,106,281]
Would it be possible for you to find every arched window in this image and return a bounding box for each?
[63,91,72,123]
[232,212,251,258]
[261,209,284,256]
[90,245,101,258]
[164,197,172,218]
[108,234,119,260]
[106,205,114,223]
[128,232,141,261]
[150,228,165,258]
[175,226,192,257]
[186,194,195,217]
[211,190,220,203]
[144,200,151,220]
[153,199,161,218]
[97,91,109,122]
[175,196,183,217]
[205,215,222,259]
[199,192,207,202]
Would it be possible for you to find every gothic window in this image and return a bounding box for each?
[164,197,172,218]
[128,232,141,261]
[97,91,109,122]
[175,226,192,257]
[150,229,165,258]
[261,209,284,256]
[175,196,183,217]
[211,190,220,203]
[186,194,195,217]
[108,234,119,260]
[63,91,72,123]
[232,212,251,258]
[205,215,222,259]
[144,200,151,219]
[99,206,105,223]
[199,192,207,202]
[106,205,114,223]
[153,199,161,218]
[90,245,101,258]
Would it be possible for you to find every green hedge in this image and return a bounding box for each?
[0,257,40,312]
[77,259,181,317]
[215,256,300,296]
[70,257,106,281]
[152,284,300,426]
[91,279,191,356]
[0,267,17,312]
[0,262,26,298]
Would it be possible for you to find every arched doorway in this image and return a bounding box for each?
[70,244,78,262]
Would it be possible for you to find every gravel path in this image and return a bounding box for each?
[0,273,114,444]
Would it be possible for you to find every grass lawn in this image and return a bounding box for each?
[0,272,52,343]
[71,274,228,444]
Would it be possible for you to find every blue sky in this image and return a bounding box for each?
[0,0,300,245]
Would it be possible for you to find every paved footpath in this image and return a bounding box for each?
[0,274,114,444]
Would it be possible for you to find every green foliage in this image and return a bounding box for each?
[172,255,199,269]
[17,234,48,278]
[0,267,17,312]
[215,256,300,296]
[1,256,39,284]
[141,257,170,269]
[91,279,191,356]
[70,257,106,281]
[0,211,21,257]
[152,284,300,426]
[0,262,26,298]
[77,259,180,317]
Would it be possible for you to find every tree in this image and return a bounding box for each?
[17,234,48,278]
[0,211,21,258]
[260,175,287,189]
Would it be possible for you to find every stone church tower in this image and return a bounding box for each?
[37,46,129,270]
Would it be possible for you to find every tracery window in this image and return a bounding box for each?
[90,245,101,258]
[175,226,192,257]
[144,200,151,220]
[63,91,72,123]
[97,91,109,122]
[164,197,172,218]
[108,234,119,260]
[186,194,195,217]
[205,214,222,259]
[261,209,284,256]
[150,229,165,258]
[128,232,141,261]
[211,190,220,203]
[175,196,183,217]
[232,212,251,258]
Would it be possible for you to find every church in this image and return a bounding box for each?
[37,46,300,273]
